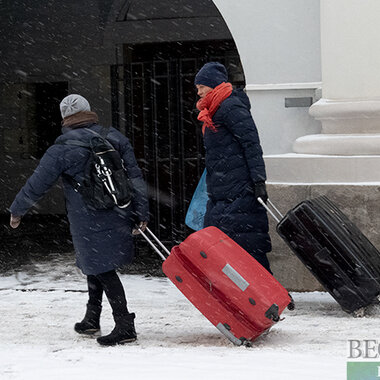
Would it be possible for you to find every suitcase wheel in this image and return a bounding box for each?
[265,304,280,322]
[287,294,295,310]
[352,307,365,318]
[241,338,253,348]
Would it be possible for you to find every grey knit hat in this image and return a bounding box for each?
[60,94,91,118]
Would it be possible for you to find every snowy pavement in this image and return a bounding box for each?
[0,256,379,380]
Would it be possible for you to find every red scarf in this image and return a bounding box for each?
[196,82,233,134]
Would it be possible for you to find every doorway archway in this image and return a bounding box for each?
[106,0,245,244]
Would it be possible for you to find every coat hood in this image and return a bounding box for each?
[233,88,251,110]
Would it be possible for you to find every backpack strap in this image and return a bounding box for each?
[62,173,82,193]
[100,126,110,138]
[85,127,114,149]
[85,127,110,139]
[56,127,111,148]
[57,140,90,148]
[55,138,90,192]
[57,126,113,193]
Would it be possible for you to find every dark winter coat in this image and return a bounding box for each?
[203,89,272,269]
[10,124,149,275]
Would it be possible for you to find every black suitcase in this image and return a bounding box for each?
[260,195,380,315]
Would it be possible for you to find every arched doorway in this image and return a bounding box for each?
[107,1,245,245]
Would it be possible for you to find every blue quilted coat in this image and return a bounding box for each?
[203,89,272,270]
[10,124,149,275]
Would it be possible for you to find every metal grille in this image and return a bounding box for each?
[111,46,244,245]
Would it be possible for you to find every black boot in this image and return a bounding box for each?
[97,312,137,346]
[74,303,101,336]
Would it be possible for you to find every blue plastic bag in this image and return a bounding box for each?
[185,169,208,231]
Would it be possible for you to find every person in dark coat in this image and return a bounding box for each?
[194,62,272,272]
[9,94,149,346]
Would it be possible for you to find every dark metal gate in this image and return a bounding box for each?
[111,41,244,245]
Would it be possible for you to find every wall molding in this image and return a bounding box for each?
[246,82,322,91]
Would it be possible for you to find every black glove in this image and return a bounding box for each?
[254,182,268,203]
[132,221,148,235]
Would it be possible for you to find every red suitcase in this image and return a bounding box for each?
[140,226,292,346]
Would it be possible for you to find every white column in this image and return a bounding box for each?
[294,0,380,155]
[212,0,321,154]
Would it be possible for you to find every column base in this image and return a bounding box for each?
[265,153,380,183]
[295,97,380,155]
[309,98,380,134]
[293,133,380,155]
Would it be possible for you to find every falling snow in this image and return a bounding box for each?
[0,256,379,380]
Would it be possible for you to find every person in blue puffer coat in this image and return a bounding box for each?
[194,62,272,272]
[9,94,149,346]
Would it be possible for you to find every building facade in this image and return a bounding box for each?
[1,0,244,271]
[214,0,380,289]
[2,0,379,290]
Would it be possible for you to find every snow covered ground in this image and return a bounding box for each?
[0,256,379,380]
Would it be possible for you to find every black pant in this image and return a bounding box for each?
[87,270,128,317]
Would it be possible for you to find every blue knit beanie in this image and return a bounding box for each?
[194,62,228,89]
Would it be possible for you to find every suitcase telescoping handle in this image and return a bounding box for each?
[138,226,170,261]
[257,197,284,223]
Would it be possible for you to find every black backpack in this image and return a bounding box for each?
[60,127,132,210]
